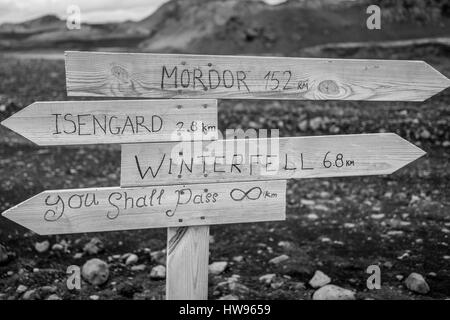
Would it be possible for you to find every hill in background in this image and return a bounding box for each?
[0,0,449,54]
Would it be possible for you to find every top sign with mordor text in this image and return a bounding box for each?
[65,52,450,101]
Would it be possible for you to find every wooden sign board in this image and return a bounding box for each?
[1,99,218,145]
[120,133,425,187]
[65,51,450,101]
[1,180,286,235]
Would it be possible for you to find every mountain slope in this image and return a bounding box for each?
[0,0,448,54]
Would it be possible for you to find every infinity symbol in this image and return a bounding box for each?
[230,187,262,201]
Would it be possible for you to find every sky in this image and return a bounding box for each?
[0,0,171,24]
[0,0,289,24]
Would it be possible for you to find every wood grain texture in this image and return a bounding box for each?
[0,99,217,145]
[166,226,209,300]
[1,180,286,235]
[120,133,425,187]
[65,51,450,101]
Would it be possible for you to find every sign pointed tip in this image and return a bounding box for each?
[1,117,12,130]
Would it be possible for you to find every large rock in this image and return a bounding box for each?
[150,265,166,279]
[16,285,28,294]
[150,250,166,265]
[35,240,50,253]
[82,258,109,285]
[309,270,331,288]
[83,237,104,255]
[405,273,430,294]
[22,289,39,300]
[125,253,139,265]
[209,261,228,275]
[312,285,355,300]
[269,254,289,264]
[259,273,276,284]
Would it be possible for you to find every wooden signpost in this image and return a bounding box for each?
[1,99,218,145]
[2,180,286,235]
[120,133,425,187]
[65,51,450,101]
[2,51,449,300]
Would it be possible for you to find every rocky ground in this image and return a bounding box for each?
[0,42,449,300]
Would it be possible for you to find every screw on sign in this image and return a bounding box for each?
[2,52,450,300]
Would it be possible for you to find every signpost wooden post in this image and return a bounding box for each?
[2,51,449,300]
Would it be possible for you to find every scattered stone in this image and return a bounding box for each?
[89,295,99,300]
[125,253,139,265]
[16,285,28,294]
[232,255,243,263]
[219,294,239,300]
[271,280,284,289]
[309,270,331,288]
[83,237,104,255]
[131,264,146,271]
[307,213,319,220]
[269,254,289,264]
[312,285,355,300]
[40,285,57,295]
[150,265,166,279]
[344,223,355,229]
[420,129,431,139]
[405,273,430,294]
[73,253,83,259]
[383,261,393,269]
[209,261,228,275]
[22,289,38,300]
[396,275,404,281]
[314,204,330,212]
[229,282,249,295]
[259,273,276,284]
[428,272,437,277]
[387,230,404,236]
[35,240,50,253]
[150,250,166,265]
[278,241,295,251]
[117,281,138,298]
[293,282,306,290]
[46,294,61,300]
[371,213,385,220]
[397,252,410,260]
[82,258,109,286]
[301,199,315,206]
[0,244,12,265]
[51,243,64,251]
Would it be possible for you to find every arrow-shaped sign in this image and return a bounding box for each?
[1,99,218,145]
[121,133,425,187]
[2,180,286,235]
[65,51,450,101]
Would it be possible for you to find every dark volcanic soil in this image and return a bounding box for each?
[0,43,449,300]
